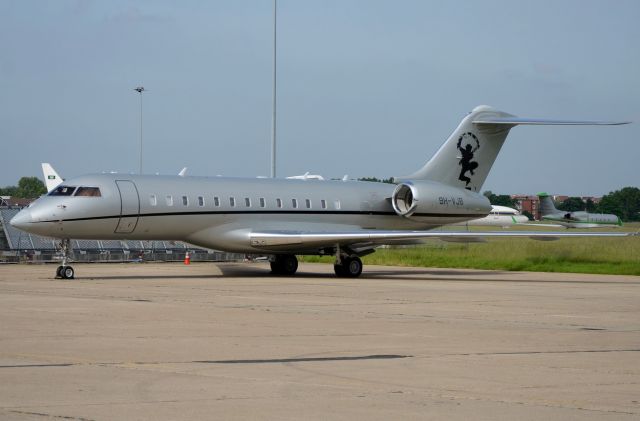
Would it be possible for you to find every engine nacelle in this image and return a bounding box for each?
[391,181,491,224]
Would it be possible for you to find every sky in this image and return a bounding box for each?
[1,0,639,196]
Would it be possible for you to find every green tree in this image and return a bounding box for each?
[556,197,586,212]
[358,177,395,184]
[597,187,640,222]
[486,194,517,208]
[0,177,47,198]
[16,177,47,198]
[585,198,596,212]
[0,185,18,196]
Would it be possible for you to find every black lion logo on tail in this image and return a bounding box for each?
[456,132,480,187]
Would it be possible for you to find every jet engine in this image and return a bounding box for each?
[391,183,418,217]
[391,181,491,224]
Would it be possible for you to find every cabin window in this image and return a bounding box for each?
[182,196,189,206]
[198,196,204,207]
[75,187,101,197]
[245,197,251,207]
[276,198,283,208]
[166,195,173,206]
[320,199,327,209]
[305,199,311,209]
[214,196,220,207]
[229,197,236,207]
[149,195,157,206]
[49,186,76,196]
[292,199,298,209]
[259,198,266,208]
[334,200,341,210]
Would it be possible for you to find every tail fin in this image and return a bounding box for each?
[399,105,629,192]
[537,193,559,216]
[41,163,63,192]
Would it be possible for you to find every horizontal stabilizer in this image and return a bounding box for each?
[473,118,630,126]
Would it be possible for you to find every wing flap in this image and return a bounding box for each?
[250,230,635,249]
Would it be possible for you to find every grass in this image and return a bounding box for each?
[301,223,640,276]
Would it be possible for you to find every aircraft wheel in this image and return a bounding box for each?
[55,265,64,279]
[343,256,363,278]
[270,260,282,274]
[61,266,75,279]
[279,255,298,275]
[271,255,298,276]
[334,256,363,278]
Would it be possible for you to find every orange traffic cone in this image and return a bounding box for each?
[184,251,191,265]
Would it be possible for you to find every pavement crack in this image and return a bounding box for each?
[193,354,411,364]
[0,363,74,369]
[9,410,96,421]
[445,349,640,357]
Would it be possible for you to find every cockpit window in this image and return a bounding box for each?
[49,186,76,196]
[75,187,101,197]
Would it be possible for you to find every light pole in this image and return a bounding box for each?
[134,86,145,174]
[270,0,277,178]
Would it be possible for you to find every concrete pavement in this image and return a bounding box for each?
[0,262,639,420]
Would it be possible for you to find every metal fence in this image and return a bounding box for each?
[0,208,244,263]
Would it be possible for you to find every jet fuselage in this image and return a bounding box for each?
[12,173,491,253]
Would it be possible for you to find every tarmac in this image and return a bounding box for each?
[0,262,639,420]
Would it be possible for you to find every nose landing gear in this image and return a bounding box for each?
[55,239,75,279]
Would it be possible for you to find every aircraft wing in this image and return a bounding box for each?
[249,229,635,250]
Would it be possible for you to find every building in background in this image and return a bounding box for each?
[511,195,540,220]
[510,194,603,220]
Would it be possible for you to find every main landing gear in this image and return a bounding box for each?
[55,239,75,279]
[269,248,367,278]
[333,255,363,278]
[333,243,367,278]
[270,254,299,276]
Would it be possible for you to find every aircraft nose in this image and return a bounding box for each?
[10,209,32,231]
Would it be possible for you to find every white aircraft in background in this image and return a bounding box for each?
[286,172,325,181]
[455,205,529,227]
[14,105,632,279]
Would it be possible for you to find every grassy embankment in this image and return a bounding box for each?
[301,223,640,276]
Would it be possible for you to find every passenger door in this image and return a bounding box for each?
[114,180,140,234]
